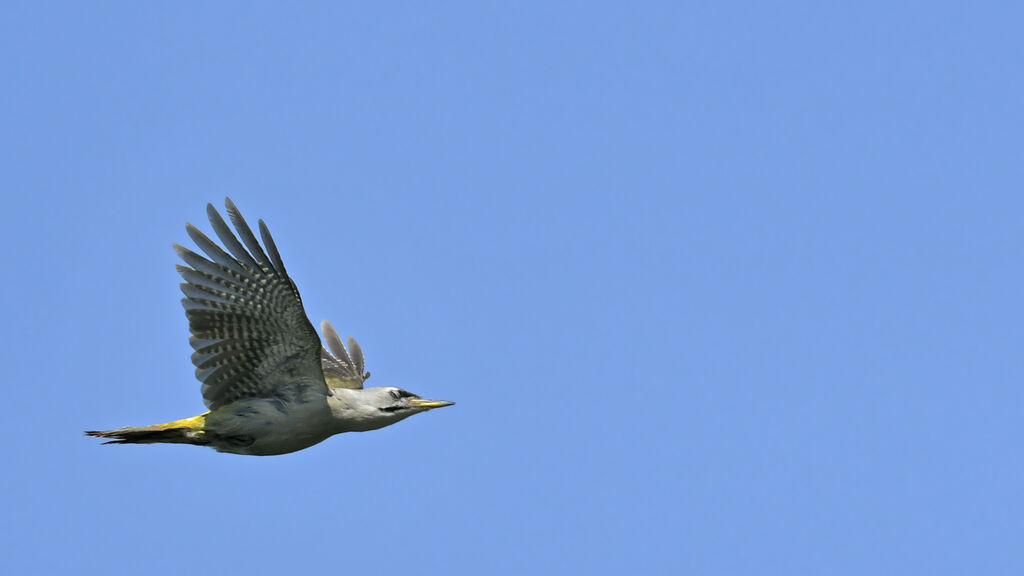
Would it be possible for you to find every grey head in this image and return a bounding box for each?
[328,385,454,432]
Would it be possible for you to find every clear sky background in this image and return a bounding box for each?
[2,2,1022,574]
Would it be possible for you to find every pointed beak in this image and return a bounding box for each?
[410,398,455,409]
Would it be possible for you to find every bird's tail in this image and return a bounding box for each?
[85,413,209,446]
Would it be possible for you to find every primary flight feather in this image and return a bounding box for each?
[86,198,453,455]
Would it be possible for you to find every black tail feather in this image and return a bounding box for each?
[85,426,207,446]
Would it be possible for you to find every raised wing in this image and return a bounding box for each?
[175,199,328,410]
[319,320,370,389]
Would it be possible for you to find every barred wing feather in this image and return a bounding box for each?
[319,320,370,389]
[175,199,328,410]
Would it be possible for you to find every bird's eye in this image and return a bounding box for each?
[389,390,400,401]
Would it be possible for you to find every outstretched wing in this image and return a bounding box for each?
[175,198,328,410]
[319,320,370,389]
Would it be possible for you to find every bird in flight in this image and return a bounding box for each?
[86,199,453,455]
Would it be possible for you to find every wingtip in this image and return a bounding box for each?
[185,222,202,238]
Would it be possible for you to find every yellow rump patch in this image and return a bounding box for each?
[153,412,209,431]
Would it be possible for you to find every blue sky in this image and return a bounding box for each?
[2,1,1022,574]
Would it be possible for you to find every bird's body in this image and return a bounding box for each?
[86,199,453,456]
